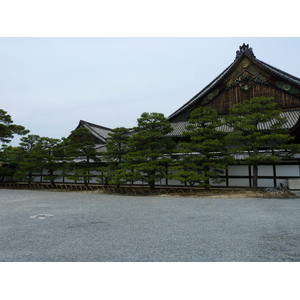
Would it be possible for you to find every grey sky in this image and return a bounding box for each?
[1,0,299,294]
[1,37,300,145]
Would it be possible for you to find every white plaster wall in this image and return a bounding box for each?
[258,165,273,176]
[228,165,248,176]
[257,179,274,187]
[210,179,227,187]
[276,179,288,187]
[276,165,299,176]
[228,178,249,187]
[167,178,185,186]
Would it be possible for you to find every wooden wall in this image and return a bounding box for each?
[204,84,300,114]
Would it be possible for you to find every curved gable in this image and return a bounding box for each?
[168,44,300,121]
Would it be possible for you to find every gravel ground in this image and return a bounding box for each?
[1,189,300,262]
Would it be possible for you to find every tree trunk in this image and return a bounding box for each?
[84,177,89,187]
[204,178,210,190]
[252,163,258,191]
[252,148,259,191]
[149,180,155,190]
[204,166,211,190]
[148,170,156,190]
[49,170,55,186]
[28,172,33,184]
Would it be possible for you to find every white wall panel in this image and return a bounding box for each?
[258,179,274,187]
[228,165,248,176]
[228,178,249,187]
[258,165,273,176]
[276,165,299,176]
[211,180,227,187]
[166,179,185,186]
[276,179,288,187]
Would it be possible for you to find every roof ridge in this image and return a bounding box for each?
[256,59,300,85]
[79,120,112,131]
[78,120,112,143]
[167,58,240,120]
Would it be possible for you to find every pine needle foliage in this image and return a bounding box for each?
[123,112,175,190]
[0,109,29,144]
[98,127,130,186]
[225,96,298,190]
[62,127,99,186]
[171,107,231,189]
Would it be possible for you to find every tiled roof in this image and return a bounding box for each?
[257,59,300,86]
[78,120,112,144]
[232,151,300,160]
[168,109,300,137]
[95,144,108,153]
[278,110,300,129]
[167,121,189,137]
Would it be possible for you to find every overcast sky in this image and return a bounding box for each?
[1,1,300,297]
[1,37,300,145]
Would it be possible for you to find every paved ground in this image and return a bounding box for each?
[1,189,300,262]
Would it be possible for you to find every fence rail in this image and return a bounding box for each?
[0,182,295,198]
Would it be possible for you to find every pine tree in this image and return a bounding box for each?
[171,107,231,189]
[98,127,130,186]
[0,145,25,182]
[0,109,29,144]
[124,112,175,190]
[15,135,41,183]
[14,136,63,184]
[63,127,99,186]
[33,137,63,185]
[225,96,297,190]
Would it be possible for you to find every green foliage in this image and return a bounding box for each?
[105,127,130,162]
[171,107,232,188]
[98,127,130,186]
[33,137,63,185]
[123,112,176,189]
[14,135,42,182]
[1,100,299,190]
[12,135,63,184]
[0,145,25,182]
[63,127,97,159]
[62,127,99,186]
[225,96,297,190]
[0,109,29,144]
[225,97,291,151]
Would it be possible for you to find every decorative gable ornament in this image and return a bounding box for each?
[226,70,268,91]
[235,43,256,60]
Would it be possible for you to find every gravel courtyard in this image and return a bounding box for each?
[1,189,300,262]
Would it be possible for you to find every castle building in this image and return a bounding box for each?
[75,44,300,188]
